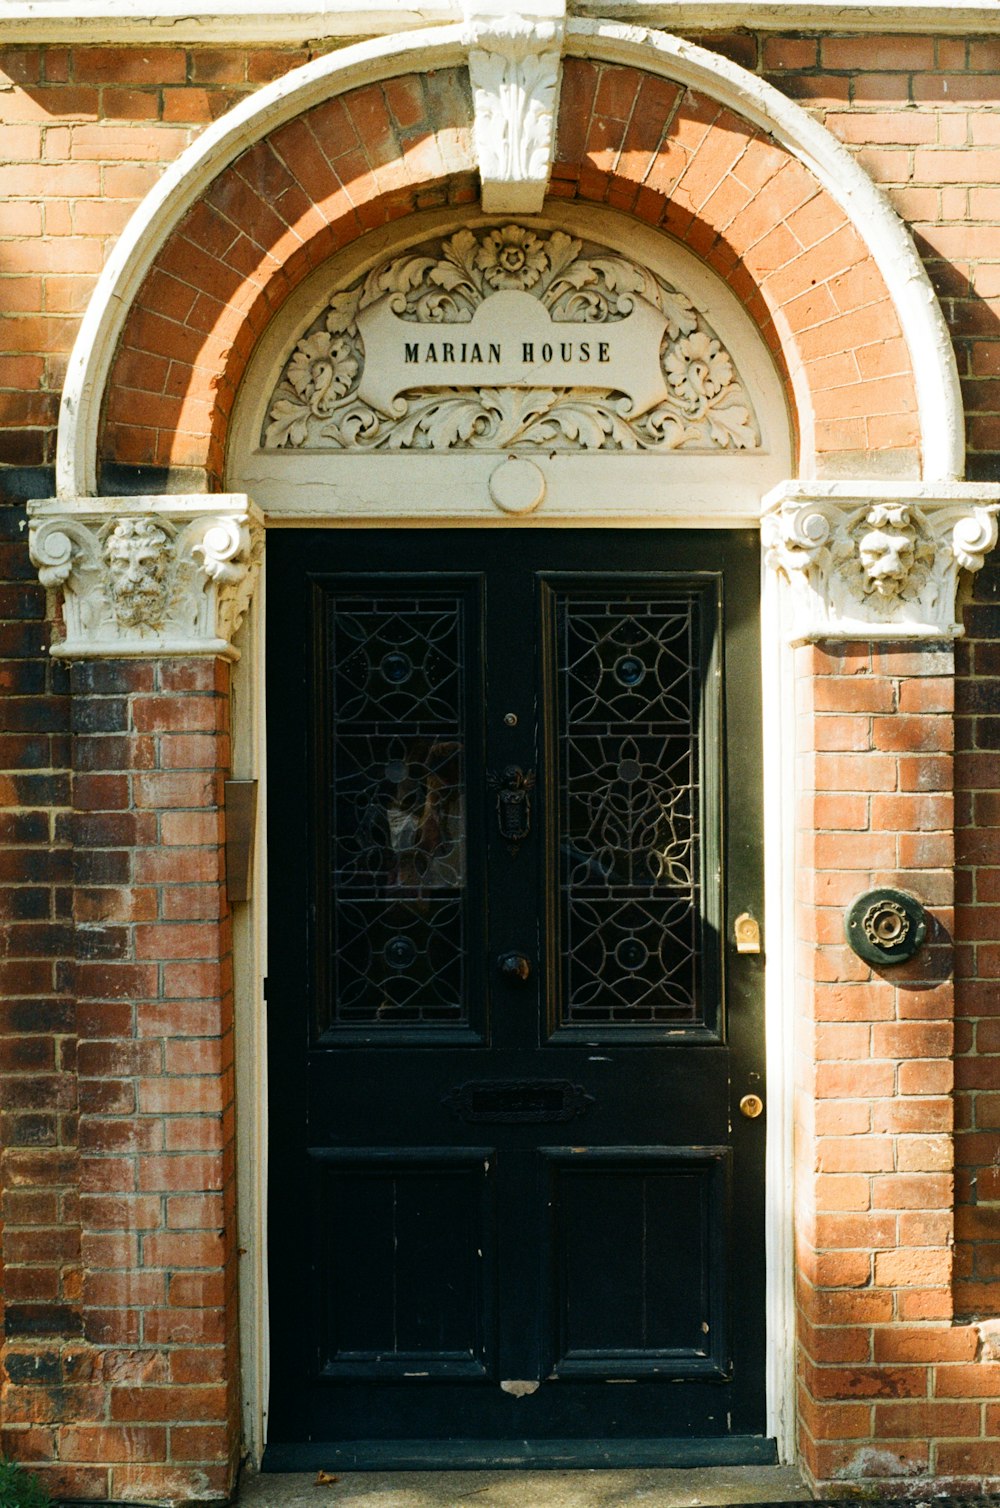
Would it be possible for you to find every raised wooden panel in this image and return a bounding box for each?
[544,1147,730,1378]
[308,1149,497,1379]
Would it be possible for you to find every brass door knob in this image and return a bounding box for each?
[739,1093,764,1119]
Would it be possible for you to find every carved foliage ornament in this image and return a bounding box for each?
[462,3,565,213]
[763,483,1000,641]
[28,497,263,659]
[263,225,760,456]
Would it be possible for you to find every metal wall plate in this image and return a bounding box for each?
[845,888,927,966]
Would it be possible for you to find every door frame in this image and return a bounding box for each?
[229,519,797,1468]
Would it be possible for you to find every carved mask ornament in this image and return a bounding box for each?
[103,517,172,628]
[856,504,918,598]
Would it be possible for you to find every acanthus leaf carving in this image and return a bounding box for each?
[261,224,760,457]
[28,496,263,660]
[763,481,1000,642]
[462,2,565,213]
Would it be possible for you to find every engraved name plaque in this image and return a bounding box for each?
[355,288,670,418]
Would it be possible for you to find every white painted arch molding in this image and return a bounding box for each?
[55,18,965,499]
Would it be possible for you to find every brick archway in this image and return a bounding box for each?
[98,55,921,490]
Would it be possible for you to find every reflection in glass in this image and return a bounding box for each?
[327,595,468,1027]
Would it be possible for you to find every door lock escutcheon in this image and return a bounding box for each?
[739,1093,764,1119]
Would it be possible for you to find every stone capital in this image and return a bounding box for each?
[462,0,566,213]
[763,480,1000,643]
[28,495,263,660]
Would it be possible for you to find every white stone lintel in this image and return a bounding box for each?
[27,495,263,661]
[8,2,1000,45]
[462,1,566,214]
[763,480,1000,644]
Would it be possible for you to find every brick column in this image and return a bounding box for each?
[794,639,1000,1491]
[955,565,1000,1328]
[6,495,260,1502]
[0,501,79,1486]
[70,658,239,1503]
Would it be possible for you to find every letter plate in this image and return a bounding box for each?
[442,1079,594,1124]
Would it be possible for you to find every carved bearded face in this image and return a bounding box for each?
[858,523,915,597]
[104,519,171,627]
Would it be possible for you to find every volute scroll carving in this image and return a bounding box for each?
[763,481,1000,642]
[28,496,263,660]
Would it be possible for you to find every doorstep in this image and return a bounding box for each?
[236,1463,810,1507]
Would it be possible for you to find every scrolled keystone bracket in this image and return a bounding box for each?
[845,888,928,967]
[763,480,1000,642]
[462,0,566,213]
[28,494,263,660]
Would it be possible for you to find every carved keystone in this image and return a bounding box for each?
[462,0,566,214]
[763,480,1000,642]
[28,495,263,660]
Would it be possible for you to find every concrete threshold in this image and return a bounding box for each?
[237,1463,811,1508]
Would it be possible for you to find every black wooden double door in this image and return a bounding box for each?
[265,528,768,1469]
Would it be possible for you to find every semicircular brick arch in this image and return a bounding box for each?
[99,57,918,491]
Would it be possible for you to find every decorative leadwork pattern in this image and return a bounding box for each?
[763,481,1000,642]
[462,1,565,213]
[554,590,703,1027]
[27,496,262,660]
[263,225,760,455]
[326,592,469,1028]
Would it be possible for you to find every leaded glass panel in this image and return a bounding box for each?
[323,591,471,1029]
[551,588,710,1029]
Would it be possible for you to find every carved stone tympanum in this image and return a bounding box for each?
[763,481,1000,641]
[28,495,263,659]
[263,225,760,455]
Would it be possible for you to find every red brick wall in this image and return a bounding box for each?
[1,655,239,1503]
[0,43,321,477]
[955,560,1000,1325]
[0,500,77,1482]
[794,641,1000,1492]
[758,34,1000,484]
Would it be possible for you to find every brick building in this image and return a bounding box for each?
[3,1,1000,1500]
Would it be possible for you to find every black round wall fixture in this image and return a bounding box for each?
[845,888,928,967]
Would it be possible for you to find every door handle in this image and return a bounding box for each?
[497,952,532,984]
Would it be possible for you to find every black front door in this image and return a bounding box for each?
[265,528,768,1470]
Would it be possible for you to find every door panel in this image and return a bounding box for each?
[545,1148,729,1378]
[265,528,768,1469]
[309,1148,497,1380]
